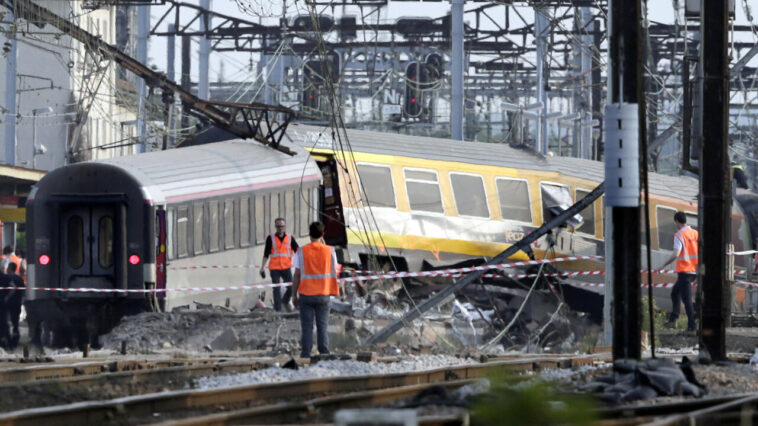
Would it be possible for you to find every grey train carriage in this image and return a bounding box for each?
[26,140,322,347]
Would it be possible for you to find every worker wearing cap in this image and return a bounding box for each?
[660,211,698,332]
[292,222,340,358]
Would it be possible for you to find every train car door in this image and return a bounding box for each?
[61,206,116,288]
[317,158,347,246]
[155,209,167,300]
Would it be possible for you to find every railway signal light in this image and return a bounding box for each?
[38,254,50,265]
[129,254,141,265]
[405,62,422,116]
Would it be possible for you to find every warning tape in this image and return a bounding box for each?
[169,265,260,270]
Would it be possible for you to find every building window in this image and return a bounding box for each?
[450,173,489,218]
[404,169,444,213]
[495,178,532,223]
[357,164,396,208]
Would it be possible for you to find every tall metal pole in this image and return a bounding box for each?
[451,0,464,140]
[535,8,549,154]
[591,19,603,160]
[699,0,730,361]
[136,4,150,153]
[4,12,17,165]
[198,0,212,100]
[607,0,643,360]
[165,24,176,150]
[167,24,176,83]
[180,35,191,131]
[580,7,593,159]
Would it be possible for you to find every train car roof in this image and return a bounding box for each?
[286,123,699,202]
[98,139,320,204]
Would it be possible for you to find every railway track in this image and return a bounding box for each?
[0,355,603,425]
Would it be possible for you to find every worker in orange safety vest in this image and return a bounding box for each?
[259,218,299,312]
[292,222,340,358]
[660,211,698,332]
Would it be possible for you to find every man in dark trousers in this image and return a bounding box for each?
[5,262,24,348]
[259,218,299,311]
[660,211,698,332]
[0,270,11,349]
[292,222,340,358]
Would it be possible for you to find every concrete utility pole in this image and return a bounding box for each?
[136,4,150,153]
[198,0,212,100]
[607,0,643,360]
[451,0,464,140]
[3,12,17,165]
[534,7,549,154]
[699,0,730,361]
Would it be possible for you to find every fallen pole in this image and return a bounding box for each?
[365,181,605,345]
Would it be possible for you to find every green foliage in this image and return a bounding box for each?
[472,372,597,426]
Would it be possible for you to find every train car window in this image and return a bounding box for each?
[176,207,189,258]
[167,209,175,260]
[67,216,84,269]
[404,168,444,213]
[209,202,220,252]
[98,216,114,268]
[311,187,319,222]
[224,199,235,250]
[656,207,677,251]
[575,189,596,235]
[240,197,251,247]
[450,173,489,218]
[193,203,204,255]
[541,183,581,226]
[271,192,280,223]
[356,164,396,208]
[285,190,295,234]
[686,213,698,230]
[298,187,309,237]
[255,196,265,244]
[496,178,532,223]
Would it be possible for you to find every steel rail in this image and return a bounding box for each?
[0,355,603,426]
[0,357,239,382]
[158,379,476,425]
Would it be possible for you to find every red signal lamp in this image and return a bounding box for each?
[129,255,141,265]
[38,254,50,265]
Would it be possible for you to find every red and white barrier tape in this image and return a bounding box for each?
[169,265,260,270]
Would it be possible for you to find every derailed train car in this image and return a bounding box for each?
[25,124,758,346]
[26,140,321,347]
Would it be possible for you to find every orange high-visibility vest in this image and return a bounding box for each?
[268,234,294,270]
[296,241,338,296]
[674,226,699,273]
